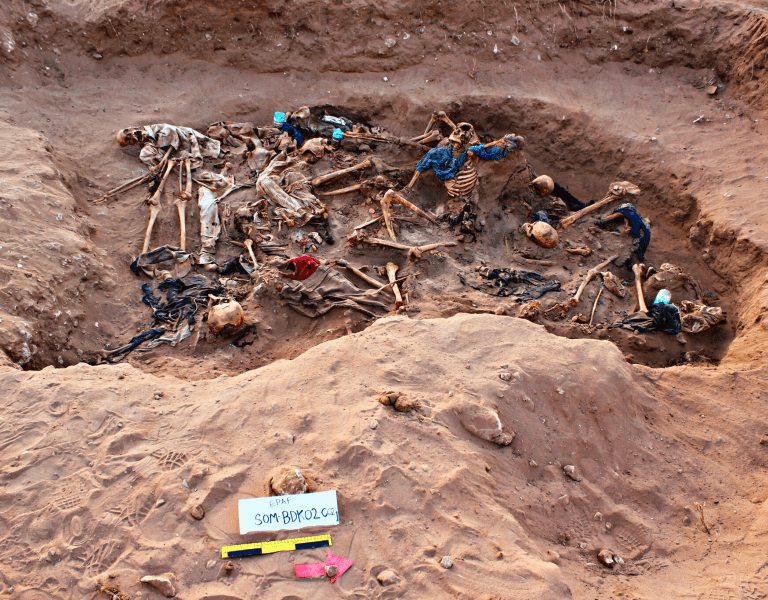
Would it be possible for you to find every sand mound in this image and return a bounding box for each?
[0,313,674,599]
[0,121,112,368]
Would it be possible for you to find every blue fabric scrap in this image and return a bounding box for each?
[415,138,517,180]
[612,202,651,260]
[281,122,304,147]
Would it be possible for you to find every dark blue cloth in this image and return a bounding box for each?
[612,203,651,260]
[415,145,471,180]
[415,138,517,180]
[281,122,304,147]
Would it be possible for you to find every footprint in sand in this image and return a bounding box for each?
[151,449,189,471]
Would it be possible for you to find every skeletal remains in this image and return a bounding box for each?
[97,106,723,360]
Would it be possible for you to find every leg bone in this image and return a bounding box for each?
[142,160,176,254]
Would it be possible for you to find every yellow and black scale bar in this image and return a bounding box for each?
[222,535,332,559]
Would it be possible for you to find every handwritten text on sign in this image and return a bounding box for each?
[238,490,340,534]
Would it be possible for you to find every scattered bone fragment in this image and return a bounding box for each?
[601,271,626,297]
[376,569,399,586]
[377,391,418,412]
[563,464,581,481]
[518,300,541,321]
[440,556,453,569]
[269,467,308,496]
[325,564,338,577]
[456,400,514,445]
[140,574,176,598]
[190,504,205,520]
[597,549,615,568]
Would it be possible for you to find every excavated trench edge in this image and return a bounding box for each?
[9,91,766,373]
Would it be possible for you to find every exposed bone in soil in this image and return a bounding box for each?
[3,1,768,599]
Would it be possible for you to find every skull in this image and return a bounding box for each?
[448,122,476,146]
[530,175,554,197]
[116,127,145,147]
[521,221,559,249]
[208,300,245,333]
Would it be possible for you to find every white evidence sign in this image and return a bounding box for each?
[238,490,340,534]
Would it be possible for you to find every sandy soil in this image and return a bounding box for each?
[2,0,768,598]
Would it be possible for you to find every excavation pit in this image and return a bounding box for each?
[3,100,733,374]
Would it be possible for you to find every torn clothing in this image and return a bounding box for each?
[415,139,517,181]
[612,203,651,260]
[281,122,304,147]
[679,300,725,334]
[256,152,327,226]
[416,145,472,180]
[198,187,221,266]
[552,182,586,211]
[130,245,191,276]
[100,328,166,364]
[280,256,321,281]
[279,264,388,318]
[610,303,682,335]
[142,276,222,327]
[460,271,561,301]
[136,124,220,169]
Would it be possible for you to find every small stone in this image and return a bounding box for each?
[225,561,234,574]
[597,549,615,568]
[376,569,398,586]
[510,35,521,45]
[140,574,176,597]
[440,556,453,569]
[605,521,613,531]
[529,459,538,467]
[369,419,379,430]
[499,372,512,381]
[190,504,205,520]
[206,559,217,569]
[325,564,338,577]
[156,499,166,507]
[593,512,603,521]
[563,465,581,482]
[384,38,397,48]
[92,53,103,60]
[752,497,763,504]
[409,462,416,470]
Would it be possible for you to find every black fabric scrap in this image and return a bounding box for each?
[552,182,586,211]
[98,328,166,364]
[460,272,561,300]
[130,245,190,275]
[142,276,222,327]
[610,303,682,335]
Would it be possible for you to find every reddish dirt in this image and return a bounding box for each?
[2,1,768,599]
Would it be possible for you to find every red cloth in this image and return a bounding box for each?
[295,552,354,583]
[281,255,321,281]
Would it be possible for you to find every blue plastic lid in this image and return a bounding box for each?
[332,128,344,140]
[273,111,286,125]
[653,289,671,305]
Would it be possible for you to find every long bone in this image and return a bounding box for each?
[570,254,619,306]
[559,181,640,230]
[633,263,649,313]
[96,148,175,204]
[381,189,438,224]
[362,236,457,260]
[173,159,192,251]
[311,158,374,188]
[386,262,403,307]
[244,239,260,270]
[423,110,457,135]
[142,159,176,254]
[380,195,396,240]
